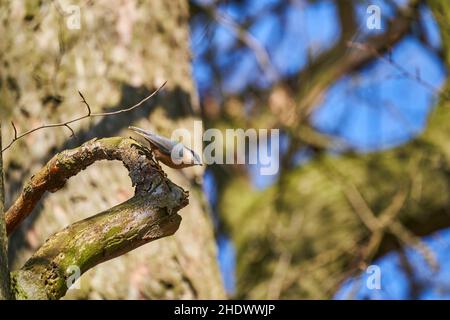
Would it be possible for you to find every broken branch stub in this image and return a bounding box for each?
[7,137,188,299]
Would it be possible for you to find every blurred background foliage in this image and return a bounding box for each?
[190,0,450,299]
[1,0,450,299]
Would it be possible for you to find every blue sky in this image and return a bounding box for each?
[191,0,448,298]
[336,228,450,299]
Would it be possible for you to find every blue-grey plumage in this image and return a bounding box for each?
[129,126,177,154]
[129,126,203,169]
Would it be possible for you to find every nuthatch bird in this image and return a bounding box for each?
[129,126,203,169]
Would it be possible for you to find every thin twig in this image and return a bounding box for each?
[1,81,166,153]
[338,175,438,272]
[204,4,278,82]
[64,124,75,138]
[78,91,91,116]
[10,122,17,140]
[347,41,449,101]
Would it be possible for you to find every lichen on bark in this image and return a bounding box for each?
[1,0,224,299]
[8,137,188,299]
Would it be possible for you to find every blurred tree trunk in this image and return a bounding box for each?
[0,1,224,299]
[211,0,450,299]
[1,122,12,300]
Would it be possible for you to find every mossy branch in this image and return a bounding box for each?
[6,137,188,299]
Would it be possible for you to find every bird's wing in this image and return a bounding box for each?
[129,126,177,154]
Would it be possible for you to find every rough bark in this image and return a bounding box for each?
[9,137,188,299]
[0,121,12,299]
[1,0,224,299]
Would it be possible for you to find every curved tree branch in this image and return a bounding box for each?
[5,137,188,299]
[5,136,180,235]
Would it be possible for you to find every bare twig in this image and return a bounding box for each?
[1,81,167,153]
[203,4,278,82]
[347,41,448,100]
[10,122,18,140]
[339,177,438,272]
[341,180,382,233]
[64,124,75,138]
[78,91,91,116]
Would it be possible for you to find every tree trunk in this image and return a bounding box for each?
[0,121,12,300]
[1,0,224,299]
